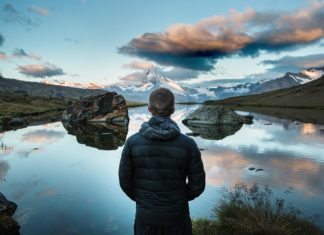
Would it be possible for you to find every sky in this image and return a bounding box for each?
[1,0,324,88]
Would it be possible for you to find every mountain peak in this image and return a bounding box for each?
[143,69,163,84]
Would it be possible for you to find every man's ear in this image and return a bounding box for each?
[148,105,153,114]
[171,105,175,115]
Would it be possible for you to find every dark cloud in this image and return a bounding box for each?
[0,34,4,46]
[262,54,324,73]
[12,48,41,60]
[2,3,40,27]
[13,48,28,57]
[18,63,65,78]
[119,2,324,71]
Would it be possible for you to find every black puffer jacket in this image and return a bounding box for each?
[119,116,205,226]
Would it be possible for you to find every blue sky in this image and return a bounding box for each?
[1,0,324,87]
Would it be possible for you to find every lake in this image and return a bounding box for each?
[1,104,324,235]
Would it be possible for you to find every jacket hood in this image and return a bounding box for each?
[139,116,180,141]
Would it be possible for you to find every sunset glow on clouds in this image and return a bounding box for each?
[1,0,324,85]
[119,1,324,72]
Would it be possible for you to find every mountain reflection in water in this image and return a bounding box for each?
[62,122,128,150]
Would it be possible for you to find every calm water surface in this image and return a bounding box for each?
[1,105,324,234]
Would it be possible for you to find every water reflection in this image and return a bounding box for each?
[302,123,317,135]
[185,123,243,140]
[0,105,323,233]
[21,129,65,144]
[62,122,128,150]
[0,161,9,182]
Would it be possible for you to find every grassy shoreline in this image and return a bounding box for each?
[205,104,324,124]
[0,92,68,131]
[192,183,323,235]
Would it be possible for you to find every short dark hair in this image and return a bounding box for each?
[149,88,175,116]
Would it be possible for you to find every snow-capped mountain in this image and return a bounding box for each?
[105,70,212,102]
[105,67,324,103]
[207,67,324,100]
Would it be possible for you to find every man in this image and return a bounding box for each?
[119,88,205,235]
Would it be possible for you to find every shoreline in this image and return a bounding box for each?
[209,104,324,124]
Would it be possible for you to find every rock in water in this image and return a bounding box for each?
[182,105,253,140]
[182,105,253,126]
[62,122,128,150]
[0,192,20,235]
[62,92,129,125]
[185,124,243,140]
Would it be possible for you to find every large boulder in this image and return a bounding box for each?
[182,105,253,126]
[0,193,20,235]
[182,105,253,140]
[62,92,129,125]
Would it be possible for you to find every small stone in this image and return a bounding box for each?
[256,168,264,172]
[248,167,255,171]
[264,122,272,125]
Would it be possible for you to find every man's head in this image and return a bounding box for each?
[148,88,175,117]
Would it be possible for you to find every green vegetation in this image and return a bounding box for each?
[193,183,322,235]
[126,100,147,107]
[0,92,68,130]
[0,92,67,116]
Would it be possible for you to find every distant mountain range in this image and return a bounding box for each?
[205,73,324,109]
[208,67,324,100]
[105,70,213,103]
[105,67,324,103]
[1,67,323,102]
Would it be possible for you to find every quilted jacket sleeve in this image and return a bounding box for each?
[187,139,206,201]
[118,139,135,201]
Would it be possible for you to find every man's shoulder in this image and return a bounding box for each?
[126,132,141,143]
[125,131,197,149]
[175,133,197,147]
[177,132,195,143]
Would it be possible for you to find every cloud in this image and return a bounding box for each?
[12,48,28,57]
[262,53,324,73]
[2,3,40,27]
[0,34,4,46]
[0,161,10,182]
[123,60,156,70]
[0,51,8,60]
[18,63,65,78]
[21,129,65,143]
[29,5,49,16]
[162,67,201,80]
[12,48,41,60]
[122,60,201,81]
[119,2,324,71]
[36,188,57,198]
